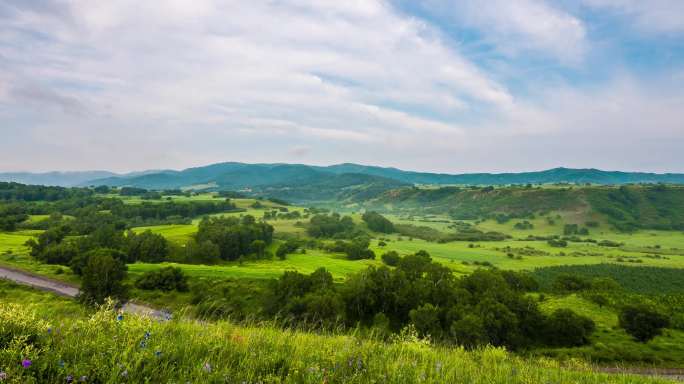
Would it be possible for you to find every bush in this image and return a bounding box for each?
[362,211,395,233]
[79,251,128,305]
[381,251,401,266]
[543,309,595,347]
[551,274,591,292]
[135,267,189,292]
[547,239,568,248]
[619,304,670,342]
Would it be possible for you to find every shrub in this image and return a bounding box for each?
[362,211,395,233]
[547,239,567,248]
[551,274,591,292]
[619,304,670,342]
[134,267,189,292]
[543,309,595,347]
[79,251,128,305]
[381,251,401,266]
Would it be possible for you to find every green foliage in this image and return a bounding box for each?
[533,265,684,294]
[543,309,595,347]
[78,250,128,305]
[195,216,274,261]
[547,239,568,247]
[381,250,401,266]
[0,181,93,201]
[619,304,670,342]
[307,213,355,238]
[552,274,592,293]
[0,302,661,384]
[134,266,188,292]
[514,221,534,230]
[125,230,169,263]
[275,238,303,260]
[362,211,395,233]
[586,185,684,231]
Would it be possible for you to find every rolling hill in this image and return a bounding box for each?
[3,163,684,200]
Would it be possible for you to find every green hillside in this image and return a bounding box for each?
[364,185,684,231]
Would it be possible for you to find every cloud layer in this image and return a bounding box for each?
[0,0,683,173]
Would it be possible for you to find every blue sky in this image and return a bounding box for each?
[0,0,683,173]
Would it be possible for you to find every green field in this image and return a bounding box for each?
[128,249,379,281]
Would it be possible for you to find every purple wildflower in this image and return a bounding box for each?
[203,362,212,373]
[22,359,32,368]
[0,372,6,381]
[66,374,74,383]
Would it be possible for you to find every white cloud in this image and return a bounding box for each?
[416,0,587,64]
[582,0,684,34]
[0,0,522,172]
[0,1,682,173]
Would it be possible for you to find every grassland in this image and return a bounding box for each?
[0,281,673,383]
[537,294,684,366]
[4,196,684,288]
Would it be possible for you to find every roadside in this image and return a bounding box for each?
[0,266,169,320]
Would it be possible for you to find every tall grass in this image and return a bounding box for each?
[0,302,673,383]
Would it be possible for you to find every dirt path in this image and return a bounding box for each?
[0,266,169,320]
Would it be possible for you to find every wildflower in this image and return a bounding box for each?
[144,331,151,339]
[47,327,52,334]
[155,351,162,358]
[66,374,74,383]
[121,370,128,378]
[140,340,147,348]
[22,359,32,368]
[203,362,212,373]
[79,376,88,382]
[116,314,124,321]
[0,372,6,381]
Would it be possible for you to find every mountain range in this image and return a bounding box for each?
[2,163,684,195]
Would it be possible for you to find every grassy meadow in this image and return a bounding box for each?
[0,280,674,384]
[3,194,684,290]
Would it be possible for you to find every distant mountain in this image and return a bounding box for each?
[323,164,684,185]
[4,162,684,193]
[0,171,118,187]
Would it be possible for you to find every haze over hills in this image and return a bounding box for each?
[2,162,684,190]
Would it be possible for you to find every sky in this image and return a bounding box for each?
[1,0,683,174]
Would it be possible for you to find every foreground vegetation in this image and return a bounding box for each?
[0,282,674,383]
[3,181,684,374]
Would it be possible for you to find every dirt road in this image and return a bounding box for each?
[0,266,169,319]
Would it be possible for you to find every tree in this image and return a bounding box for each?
[552,274,591,292]
[125,230,169,262]
[619,304,670,342]
[381,251,401,266]
[135,266,188,292]
[251,239,267,258]
[409,303,442,339]
[362,212,395,233]
[79,251,128,305]
[450,314,487,349]
[344,237,375,260]
[184,240,221,264]
[543,309,595,347]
